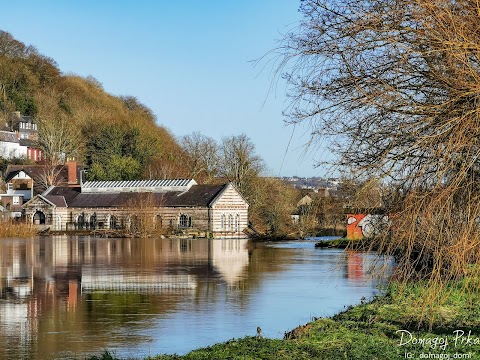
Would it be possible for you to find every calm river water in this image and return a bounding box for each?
[0,236,393,359]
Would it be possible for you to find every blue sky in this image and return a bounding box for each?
[0,1,333,177]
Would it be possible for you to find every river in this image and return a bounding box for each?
[0,236,393,359]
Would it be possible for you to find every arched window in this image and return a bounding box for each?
[235,214,240,232]
[33,211,46,225]
[228,214,233,231]
[221,214,226,231]
[77,213,85,229]
[109,215,117,229]
[179,214,192,228]
[56,215,62,231]
[155,215,163,229]
[90,213,97,230]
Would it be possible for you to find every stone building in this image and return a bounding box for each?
[22,179,249,238]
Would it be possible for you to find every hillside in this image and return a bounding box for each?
[0,30,189,180]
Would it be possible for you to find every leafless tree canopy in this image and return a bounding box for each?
[279,0,480,183]
[277,0,480,288]
[180,132,219,182]
[37,115,83,165]
[219,134,265,196]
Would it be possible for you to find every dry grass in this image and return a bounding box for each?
[0,221,37,237]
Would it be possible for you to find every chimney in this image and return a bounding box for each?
[66,158,77,185]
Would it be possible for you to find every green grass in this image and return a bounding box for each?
[314,238,350,248]
[88,280,480,359]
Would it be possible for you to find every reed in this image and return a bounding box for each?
[0,221,37,237]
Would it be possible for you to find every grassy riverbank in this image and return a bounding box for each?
[88,279,480,360]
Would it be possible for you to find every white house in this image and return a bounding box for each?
[0,131,27,159]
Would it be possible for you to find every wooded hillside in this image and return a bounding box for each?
[0,30,189,180]
[0,30,310,238]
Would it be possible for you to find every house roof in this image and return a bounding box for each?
[42,195,67,207]
[5,164,84,184]
[0,131,19,143]
[81,179,197,193]
[20,115,34,123]
[19,139,40,148]
[38,184,227,208]
[163,185,226,207]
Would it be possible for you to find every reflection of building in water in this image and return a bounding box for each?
[210,239,249,285]
[347,252,364,281]
[0,238,252,297]
[81,270,197,292]
[0,302,33,354]
[0,236,252,359]
[0,241,34,299]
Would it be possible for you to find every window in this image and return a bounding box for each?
[221,214,226,230]
[179,214,192,228]
[76,214,85,229]
[155,215,163,229]
[12,196,19,205]
[90,213,97,230]
[109,215,117,229]
[228,214,233,231]
[235,214,240,232]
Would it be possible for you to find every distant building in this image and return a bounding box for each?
[282,176,342,192]
[0,111,42,161]
[0,183,24,218]
[3,160,84,201]
[0,131,26,159]
[8,111,39,141]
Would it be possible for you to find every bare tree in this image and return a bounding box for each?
[126,193,165,238]
[37,115,83,165]
[36,165,63,193]
[219,134,264,198]
[274,0,480,296]
[180,132,219,182]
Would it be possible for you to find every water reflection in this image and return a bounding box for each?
[347,252,365,280]
[0,237,392,359]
